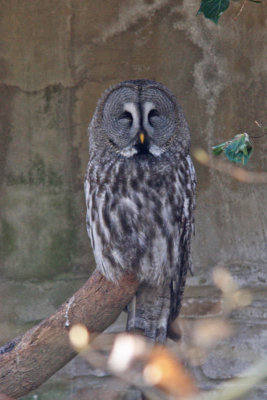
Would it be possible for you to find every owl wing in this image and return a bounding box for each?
[127,156,196,342]
[168,155,196,337]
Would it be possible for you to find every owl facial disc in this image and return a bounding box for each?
[100,82,180,158]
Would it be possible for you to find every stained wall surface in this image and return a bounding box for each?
[0,1,266,399]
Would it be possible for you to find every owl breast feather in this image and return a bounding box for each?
[85,156,191,285]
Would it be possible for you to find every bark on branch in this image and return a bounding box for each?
[0,270,139,399]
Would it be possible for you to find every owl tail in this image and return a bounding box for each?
[126,282,171,343]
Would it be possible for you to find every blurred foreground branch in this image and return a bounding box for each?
[75,267,264,400]
[194,148,267,183]
[0,270,139,399]
[197,358,267,400]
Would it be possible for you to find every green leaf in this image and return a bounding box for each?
[197,0,230,24]
[212,142,228,155]
[213,133,253,165]
[224,133,253,165]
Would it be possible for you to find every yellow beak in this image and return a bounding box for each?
[139,132,145,144]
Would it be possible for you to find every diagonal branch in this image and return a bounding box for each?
[0,270,139,399]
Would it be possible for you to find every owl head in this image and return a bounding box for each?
[89,79,191,159]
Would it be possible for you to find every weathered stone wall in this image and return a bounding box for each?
[0,0,266,399]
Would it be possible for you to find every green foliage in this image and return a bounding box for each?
[197,0,230,24]
[212,133,253,165]
[197,0,262,24]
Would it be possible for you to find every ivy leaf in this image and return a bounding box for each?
[197,0,230,24]
[212,133,253,165]
[212,142,227,156]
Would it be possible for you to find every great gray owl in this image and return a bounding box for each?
[85,79,196,342]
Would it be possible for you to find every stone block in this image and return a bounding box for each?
[201,323,267,380]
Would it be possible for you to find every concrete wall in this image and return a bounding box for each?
[0,0,266,398]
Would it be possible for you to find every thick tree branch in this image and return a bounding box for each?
[0,270,139,399]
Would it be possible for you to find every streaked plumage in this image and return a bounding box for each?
[85,80,196,342]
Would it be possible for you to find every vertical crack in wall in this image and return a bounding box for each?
[172,1,232,236]
[172,1,230,147]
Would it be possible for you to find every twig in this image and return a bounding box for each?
[232,0,248,21]
[250,120,267,139]
[195,358,267,400]
[194,148,267,184]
